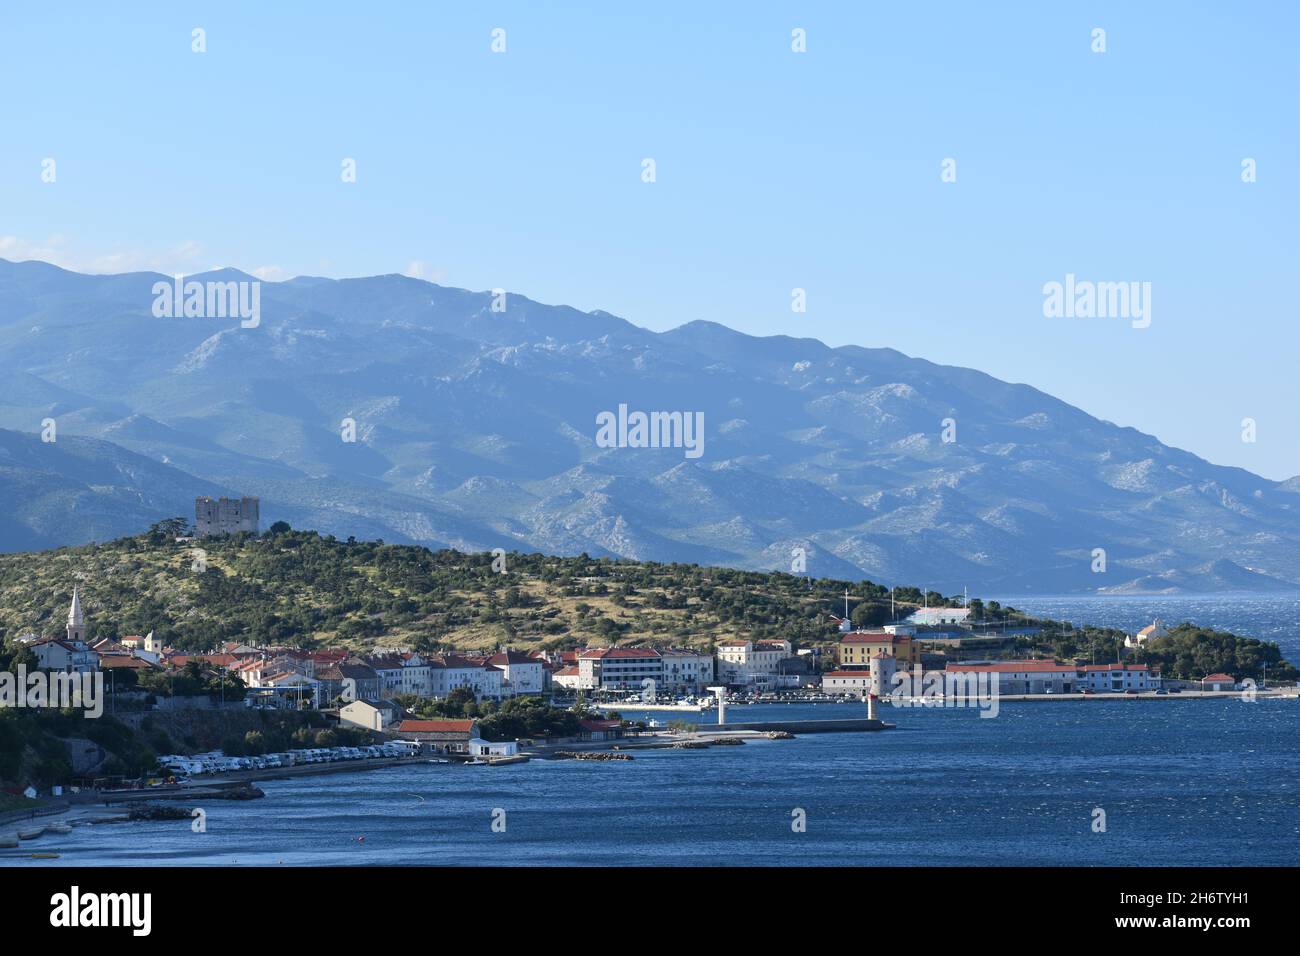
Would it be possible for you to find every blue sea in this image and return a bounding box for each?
[7,595,1300,867]
[989,593,1300,662]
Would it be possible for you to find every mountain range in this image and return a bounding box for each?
[2,257,1298,594]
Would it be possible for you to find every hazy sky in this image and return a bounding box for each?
[2,2,1296,478]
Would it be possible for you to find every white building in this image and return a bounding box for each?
[907,607,971,626]
[366,654,404,697]
[943,660,1080,694]
[488,650,546,696]
[30,587,98,674]
[822,671,873,697]
[468,738,518,757]
[428,655,503,700]
[339,698,403,731]
[553,665,583,690]
[715,639,793,688]
[577,648,663,691]
[1079,664,1161,692]
[1125,619,1169,649]
[399,652,434,697]
[659,648,715,692]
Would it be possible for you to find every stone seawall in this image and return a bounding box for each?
[704,718,893,733]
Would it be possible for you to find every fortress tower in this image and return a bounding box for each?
[195,496,260,537]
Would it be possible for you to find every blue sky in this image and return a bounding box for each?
[2,2,1296,478]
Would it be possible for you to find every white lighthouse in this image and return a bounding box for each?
[707,686,728,724]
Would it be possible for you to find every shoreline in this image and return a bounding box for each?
[3,692,1293,859]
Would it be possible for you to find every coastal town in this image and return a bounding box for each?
[15,584,1259,717]
[5,579,1275,787]
[3,507,1295,848]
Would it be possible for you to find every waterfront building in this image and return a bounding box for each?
[468,738,518,757]
[836,631,920,668]
[715,639,796,688]
[822,670,873,697]
[577,647,663,691]
[578,719,624,741]
[944,659,1080,694]
[658,648,715,692]
[1201,672,1237,691]
[393,718,479,754]
[1079,663,1161,692]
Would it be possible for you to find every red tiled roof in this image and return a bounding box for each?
[554,666,580,676]
[579,719,622,730]
[97,655,154,669]
[1080,663,1149,672]
[1203,673,1235,682]
[489,651,536,665]
[945,660,1073,673]
[396,719,476,734]
[578,647,661,659]
[168,653,238,668]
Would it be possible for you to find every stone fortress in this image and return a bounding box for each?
[195,496,260,537]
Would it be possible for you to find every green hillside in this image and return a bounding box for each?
[0,522,962,654]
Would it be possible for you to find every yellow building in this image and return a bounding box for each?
[836,631,920,667]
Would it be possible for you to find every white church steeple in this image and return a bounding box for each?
[66,585,85,642]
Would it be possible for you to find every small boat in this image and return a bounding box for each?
[17,828,44,840]
[29,852,60,859]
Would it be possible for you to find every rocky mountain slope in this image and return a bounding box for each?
[2,257,1298,593]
